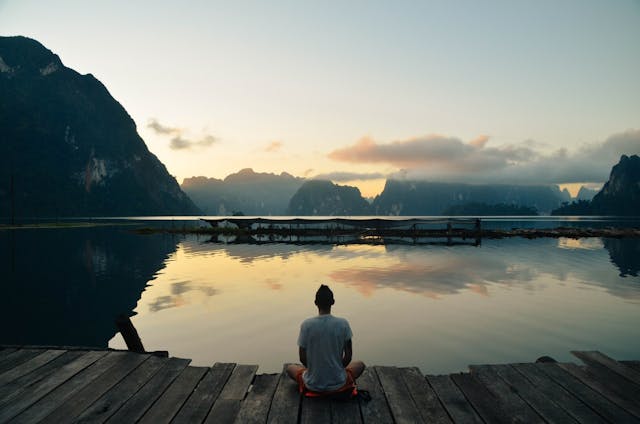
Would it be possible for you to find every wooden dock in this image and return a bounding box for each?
[1,347,639,423]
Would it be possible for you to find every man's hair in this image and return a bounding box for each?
[315,284,334,308]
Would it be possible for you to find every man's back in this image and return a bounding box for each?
[298,314,352,391]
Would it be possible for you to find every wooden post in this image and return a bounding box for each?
[10,173,15,226]
[115,314,145,353]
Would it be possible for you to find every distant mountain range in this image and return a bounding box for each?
[287,180,370,215]
[371,181,570,215]
[182,168,304,215]
[0,36,199,217]
[3,36,636,218]
[553,155,640,216]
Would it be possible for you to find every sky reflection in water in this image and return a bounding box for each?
[109,235,640,374]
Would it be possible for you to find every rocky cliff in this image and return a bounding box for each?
[0,36,199,217]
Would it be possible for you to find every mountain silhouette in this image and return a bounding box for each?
[0,36,199,217]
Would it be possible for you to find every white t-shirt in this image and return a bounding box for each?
[297,314,353,391]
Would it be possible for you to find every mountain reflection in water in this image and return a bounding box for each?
[2,227,639,374]
[0,227,178,347]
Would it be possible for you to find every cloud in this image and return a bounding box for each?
[264,141,283,152]
[147,118,217,150]
[312,171,386,182]
[147,119,180,135]
[329,129,640,184]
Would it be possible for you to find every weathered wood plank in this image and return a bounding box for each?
[375,366,423,423]
[75,355,167,424]
[469,364,544,423]
[0,350,84,405]
[450,373,509,424]
[234,373,279,424]
[427,374,482,424]
[556,362,640,418]
[536,362,638,423]
[400,367,451,424]
[0,349,42,374]
[266,369,301,424]
[0,350,112,422]
[139,365,208,424]
[0,349,65,386]
[512,363,606,424]
[105,357,191,423]
[0,348,18,361]
[357,367,393,424]
[621,361,640,373]
[573,351,640,387]
[300,397,331,424]
[10,351,129,424]
[491,364,578,423]
[173,362,235,424]
[331,398,362,424]
[39,352,150,423]
[205,364,258,424]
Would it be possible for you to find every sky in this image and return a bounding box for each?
[1,0,639,196]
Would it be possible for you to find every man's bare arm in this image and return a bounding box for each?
[342,339,353,367]
[299,346,307,367]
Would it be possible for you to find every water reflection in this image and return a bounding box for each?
[120,235,640,373]
[0,227,178,347]
[604,238,640,277]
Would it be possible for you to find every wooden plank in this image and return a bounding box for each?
[573,351,640,387]
[427,374,481,424]
[300,397,331,424]
[0,349,42,374]
[205,364,258,424]
[536,362,638,423]
[139,365,208,424]
[0,350,84,405]
[0,349,65,386]
[356,367,393,424]
[173,362,235,424]
[469,364,544,423]
[449,373,509,424]
[39,352,150,423]
[10,351,129,423]
[234,373,279,424]
[491,364,578,423]
[400,367,451,424]
[0,348,18,360]
[512,363,606,424]
[556,362,640,418]
[266,368,302,424]
[621,361,640,373]
[375,366,423,423]
[75,355,167,424]
[0,350,109,422]
[331,397,362,424]
[105,357,191,423]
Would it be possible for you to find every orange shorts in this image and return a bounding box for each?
[295,368,356,396]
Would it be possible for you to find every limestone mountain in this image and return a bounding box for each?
[590,155,640,215]
[287,180,371,216]
[0,36,199,217]
[372,181,569,215]
[182,168,305,215]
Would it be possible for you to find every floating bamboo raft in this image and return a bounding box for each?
[1,347,639,423]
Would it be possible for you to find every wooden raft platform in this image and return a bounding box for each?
[0,347,639,423]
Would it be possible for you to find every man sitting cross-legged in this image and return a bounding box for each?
[286,284,365,396]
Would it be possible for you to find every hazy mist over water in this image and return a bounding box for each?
[1,220,639,373]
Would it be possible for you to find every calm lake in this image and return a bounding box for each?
[2,217,640,374]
